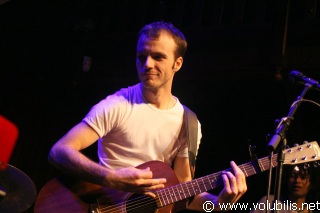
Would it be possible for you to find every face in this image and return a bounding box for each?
[287,168,311,200]
[136,31,182,91]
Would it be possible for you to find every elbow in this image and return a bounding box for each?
[48,144,60,166]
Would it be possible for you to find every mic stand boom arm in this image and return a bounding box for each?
[267,83,311,213]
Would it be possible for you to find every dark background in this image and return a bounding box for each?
[1,0,320,212]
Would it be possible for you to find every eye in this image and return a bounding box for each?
[152,54,165,61]
[137,54,147,63]
[300,174,308,180]
[290,173,297,178]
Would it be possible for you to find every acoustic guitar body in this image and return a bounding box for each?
[34,161,186,213]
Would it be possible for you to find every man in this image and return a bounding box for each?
[48,21,247,211]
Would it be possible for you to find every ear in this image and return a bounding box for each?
[173,57,183,72]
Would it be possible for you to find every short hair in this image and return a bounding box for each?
[137,21,187,59]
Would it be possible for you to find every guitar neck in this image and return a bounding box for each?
[156,154,278,206]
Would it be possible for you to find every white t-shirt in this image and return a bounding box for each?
[83,83,202,169]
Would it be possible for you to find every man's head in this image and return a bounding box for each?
[136,22,187,90]
[137,21,187,60]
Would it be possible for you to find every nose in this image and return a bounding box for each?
[144,56,154,69]
[293,175,304,184]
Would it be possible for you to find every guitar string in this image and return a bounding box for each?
[99,156,278,212]
[96,143,317,212]
[101,144,319,212]
[98,156,278,213]
[98,194,159,213]
[160,155,279,201]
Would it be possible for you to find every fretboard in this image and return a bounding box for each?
[156,154,278,206]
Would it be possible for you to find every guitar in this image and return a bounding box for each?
[34,141,320,213]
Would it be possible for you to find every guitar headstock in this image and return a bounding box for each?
[283,141,320,166]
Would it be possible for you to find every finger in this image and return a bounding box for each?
[156,178,166,184]
[139,167,153,179]
[220,172,241,205]
[221,171,237,194]
[144,191,157,198]
[139,178,167,187]
[145,182,166,190]
[230,161,244,176]
[221,172,231,192]
[230,161,247,192]
[138,168,167,185]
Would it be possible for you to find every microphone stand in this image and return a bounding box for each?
[267,83,311,213]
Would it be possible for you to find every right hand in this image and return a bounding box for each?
[105,166,167,197]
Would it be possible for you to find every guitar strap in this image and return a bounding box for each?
[182,105,198,180]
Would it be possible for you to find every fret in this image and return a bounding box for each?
[202,177,209,192]
[157,190,164,207]
[162,187,170,205]
[183,181,191,198]
[169,186,175,202]
[241,165,249,176]
[213,174,218,185]
[203,177,211,191]
[174,184,183,201]
[250,164,256,175]
[169,185,178,203]
[261,157,270,171]
[206,175,213,189]
[260,158,266,171]
[190,179,196,196]
[179,182,187,199]
[247,163,256,176]
[252,163,258,172]
[197,177,206,192]
[210,173,219,189]
[194,179,201,195]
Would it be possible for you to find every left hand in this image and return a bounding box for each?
[217,161,247,209]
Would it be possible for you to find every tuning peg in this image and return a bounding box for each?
[313,162,320,167]
[303,141,309,144]
[304,163,310,169]
[293,143,299,147]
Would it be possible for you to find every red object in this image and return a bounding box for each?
[0,115,19,170]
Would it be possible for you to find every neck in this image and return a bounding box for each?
[141,85,175,109]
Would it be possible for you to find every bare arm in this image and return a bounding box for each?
[48,121,166,197]
[48,122,102,180]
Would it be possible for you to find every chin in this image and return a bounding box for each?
[142,81,155,88]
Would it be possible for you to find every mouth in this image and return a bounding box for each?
[292,185,302,190]
[141,72,158,76]
[141,73,159,81]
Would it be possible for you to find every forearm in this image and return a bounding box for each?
[48,145,108,186]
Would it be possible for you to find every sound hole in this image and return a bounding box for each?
[126,194,157,213]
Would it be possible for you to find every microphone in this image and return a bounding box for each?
[289,70,320,92]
